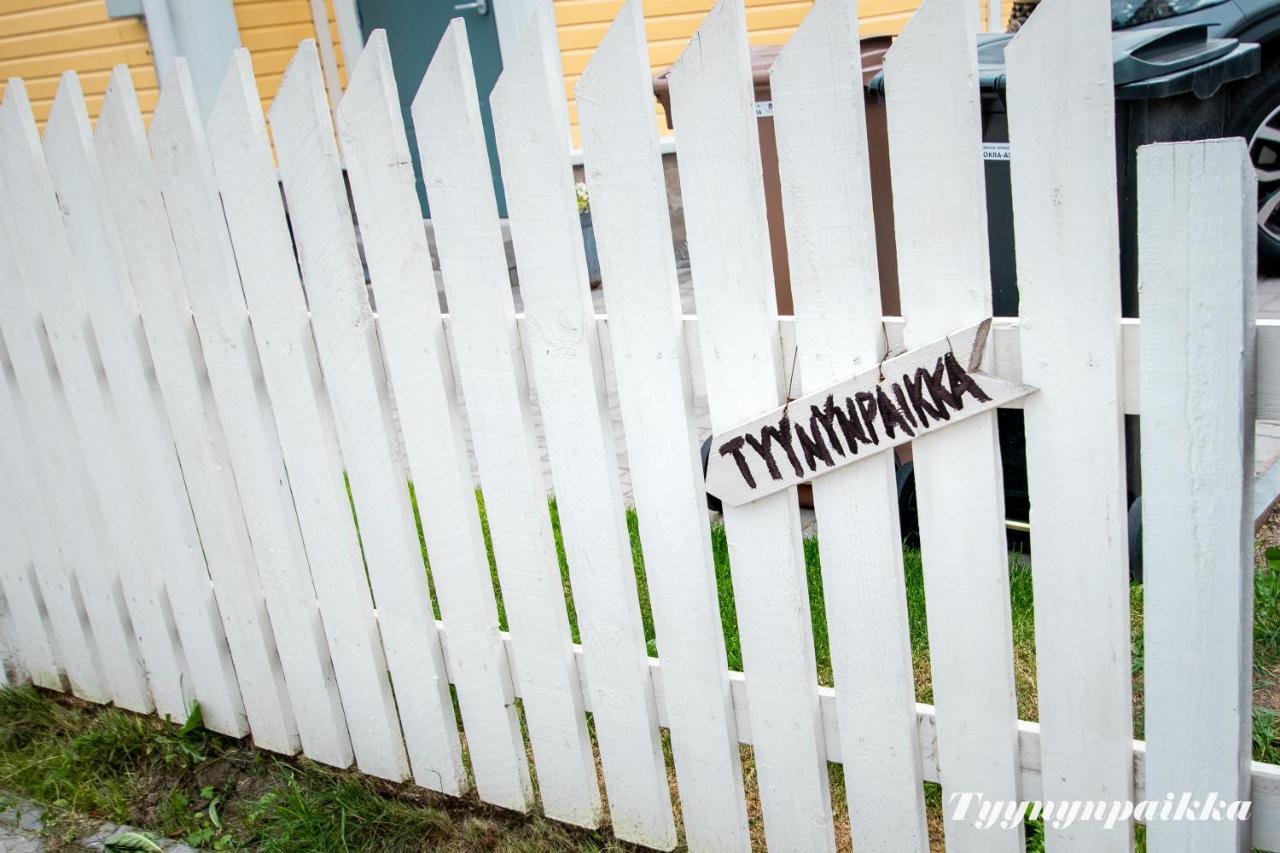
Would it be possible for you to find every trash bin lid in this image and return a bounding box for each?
[867,23,1259,101]
[653,37,894,130]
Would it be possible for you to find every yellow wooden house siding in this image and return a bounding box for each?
[0,0,344,129]
[0,0,157,127]
[553,0,924,143]
[233,0,347,118]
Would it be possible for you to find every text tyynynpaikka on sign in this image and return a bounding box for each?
[705,319,1037,507]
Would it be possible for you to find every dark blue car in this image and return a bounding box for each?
[1118,0,1280,265]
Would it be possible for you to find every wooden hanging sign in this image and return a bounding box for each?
[705,319,1037,507]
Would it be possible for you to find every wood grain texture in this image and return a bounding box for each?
[95,66,299,753]
[0,235,106,704]
[207,48,410,782]
[412,21,601,828]
[335,31,530,808]
[1005,0,1134,847]
[269,40,464,792]
[42,71,249,737]
[0,351,63,691]
[149,60,354,767]
[1140,139,1256,853]
[667,1,835,848]
[0,80,170,717]
[882,1,1022,849]
[492,8,675,847]
[771,1,929,849]
[577,2,752,848]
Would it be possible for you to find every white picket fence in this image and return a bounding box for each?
[0,0,1276,849]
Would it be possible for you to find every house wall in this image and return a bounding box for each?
[0,0,157,126]
[0,0,345,128]
[552,0,926,143]
[232,0,347,118]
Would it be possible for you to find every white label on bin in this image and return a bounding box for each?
[754,100,774,117]
[983,142,1011,161]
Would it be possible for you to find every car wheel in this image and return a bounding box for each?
[895,460,920,547]
[1128,495,1143,584]
[1230,56,1280,270]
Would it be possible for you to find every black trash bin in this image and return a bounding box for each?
[972,23,1259,318]
[868,24,1259,560]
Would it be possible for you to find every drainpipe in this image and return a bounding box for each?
[141,0,178,87]
[140,0,240,117]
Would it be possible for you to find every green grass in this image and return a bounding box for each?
[5,497,1280,851]
[0,689,629,852]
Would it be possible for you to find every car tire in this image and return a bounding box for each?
[1128,495,1143,584]
[895,460,920,547]
[1228,54,1280,271]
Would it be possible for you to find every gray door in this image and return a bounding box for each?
[355,0,507,215]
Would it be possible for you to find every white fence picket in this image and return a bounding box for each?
[0,582,23,689]
[334,31,530,808]
[577,2,752,849]
[771,2,930,851]
[1140,138,1256,852]
[0,83,175,717]
[491,8,675,848]
[268,41,464,793]
[148,61,354,767]
[0,287,105,703]
[882,0,1022,849]
[206,49,410,782]
[0,6,1273,849]
[0,365,62,691]
[42,72,249,738]
[1005,0,1135,848]
[94,67,299,752]
[412,21,601,828]
[666,1,835,848]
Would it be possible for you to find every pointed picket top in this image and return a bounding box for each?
[411,19,504,272]
[491,4,573,154]
[883,0,990,344]
[490,3,589,323]
[48,73,92,152]
[575,0,677,298]
[209,49,267,148]
[337,30,400,135]
[150,59,205,162]
[667,0,757,160]
[665,0,780,431]
[269,40,333,154]
[98,65,152,162]
[1007,0,1114,92]
[576,0,647,109]
[412,20,475,134]
[771,0,882,368]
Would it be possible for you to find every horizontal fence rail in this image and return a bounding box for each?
[0,0,1271,849]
